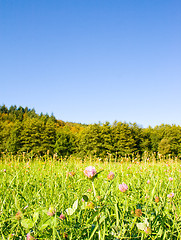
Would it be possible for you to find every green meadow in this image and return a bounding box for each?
[0,154,181,239]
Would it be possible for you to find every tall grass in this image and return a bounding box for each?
[0,152,181,239]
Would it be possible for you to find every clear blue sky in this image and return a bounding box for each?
[0,0,181,128]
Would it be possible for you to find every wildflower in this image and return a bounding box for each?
[47,206,56,216]
[3,169,6,172]
[119,183,128,192]
[8,234,15,239]
[84,166,97,178]
[59,213,65,220]
[145,195,150,199]
[97,196,102,201]
[135,209,142,217]
[155,197,159,203]
[169,177,173,181]
[15,211,23,220]
[26,233,36,240]
[147,180,150,184]
[86,202,94,209]
[87,188,92,193]
[144,227,152,234]
[107,171,115,180]
[167,192,174,198]
[62,232,68,238]
[66,171,75,177]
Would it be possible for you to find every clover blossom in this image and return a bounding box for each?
[167,192,174,198]
[107,171,115,180]
[119,183,128,192]
[84,166,97,178]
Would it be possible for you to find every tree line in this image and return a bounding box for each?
[0,105,181,158]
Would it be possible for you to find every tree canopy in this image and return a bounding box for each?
[0,105,181,158]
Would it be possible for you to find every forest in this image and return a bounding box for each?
[0,105,181,158]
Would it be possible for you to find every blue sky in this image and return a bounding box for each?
[0,0,181,128]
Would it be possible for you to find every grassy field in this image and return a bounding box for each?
[0,154,181,239]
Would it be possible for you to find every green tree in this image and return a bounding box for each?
[112,122,137,157]
[158,138,170,155]
[99,122,113,157]
[140,127,152,153]
[19,118,44,154]
[41,119,56,154]
[78,124,102,157]
[165,125,181,156]
[0,105,8,114]
[6,121,22,153]
[55,127,76,157]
